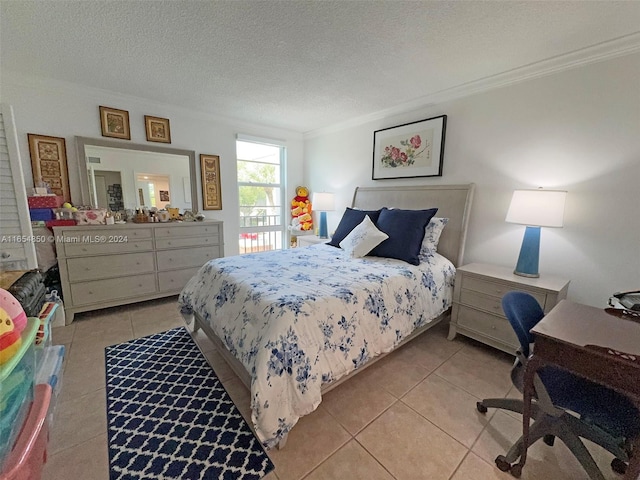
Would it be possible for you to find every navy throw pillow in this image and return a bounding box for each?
[328,208,382,247]
[369,207,438,265]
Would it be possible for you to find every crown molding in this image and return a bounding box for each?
[304,32,640,139]
[0,72,304,140]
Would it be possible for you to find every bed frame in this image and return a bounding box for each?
[192,183,475,447]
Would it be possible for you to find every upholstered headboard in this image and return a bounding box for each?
[351,184,475,267]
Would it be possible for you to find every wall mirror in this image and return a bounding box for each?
[75,136,198,213]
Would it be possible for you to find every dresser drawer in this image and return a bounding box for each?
[158,267,200,292]
[156,246,220,270]
[64,239,153,257]
[154,224,220,238]
[66,252,155,281]
[456,305,519,350]
[70,273,157,306]
[155,235,220,249]
[462,276,546,306]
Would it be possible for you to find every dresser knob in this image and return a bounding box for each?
[1,252,10,258]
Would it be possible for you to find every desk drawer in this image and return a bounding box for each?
[156,246,220,270]
[158,267,200,292]
[462,276,546,306]
[70,273,156,306]
[456,305,518,349]
[154,224,220,238]
[155,235,219,249]
[66,252,155,281]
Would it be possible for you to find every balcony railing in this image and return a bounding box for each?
[239,213,283,253]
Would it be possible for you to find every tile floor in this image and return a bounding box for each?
[42,297,620,480]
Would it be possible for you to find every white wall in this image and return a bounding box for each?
[0,73,305,255]
[305,53,640,307]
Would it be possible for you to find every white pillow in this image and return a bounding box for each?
[419,217,449,257]
[339,215,389,258]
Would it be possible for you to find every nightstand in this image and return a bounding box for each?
[296,235,328,248]
[448,263,570,355]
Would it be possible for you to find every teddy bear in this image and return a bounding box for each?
[291,186,313,232]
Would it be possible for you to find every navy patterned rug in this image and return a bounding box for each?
[105,327,274,480]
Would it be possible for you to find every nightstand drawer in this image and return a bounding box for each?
[462,276,546,306]
[459,289,504,315]
[456,305,518,350]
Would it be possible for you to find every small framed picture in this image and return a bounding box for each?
[200,154,222,210]
[372,115,447,180]
[99,106,131,140]
[144,115,171,143]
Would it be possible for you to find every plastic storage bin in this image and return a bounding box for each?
[33,303,57,370]
[35,345,65,427]
[0,318,39,470]
[0,384,52,480]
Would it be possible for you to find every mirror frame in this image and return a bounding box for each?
[75,136,198,213]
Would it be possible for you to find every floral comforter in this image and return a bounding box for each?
[178,244,456,448]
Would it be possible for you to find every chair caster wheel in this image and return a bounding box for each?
[611,458,627,475]
[543,434,555,446]
[476,401,488,414]
[510,463,523,477]
[495,455,511,472]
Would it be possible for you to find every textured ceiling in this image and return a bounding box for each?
[1,1,640,134]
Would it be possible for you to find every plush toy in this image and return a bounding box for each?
[0,307,22,365]
[291,186,313,232]
[0,287,27,333]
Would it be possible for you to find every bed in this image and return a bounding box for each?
[178,184,474,449]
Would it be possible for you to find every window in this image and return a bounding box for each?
[236,138,286,253]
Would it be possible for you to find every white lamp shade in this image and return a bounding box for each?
[312,192,335,211]
[505,189,567,227]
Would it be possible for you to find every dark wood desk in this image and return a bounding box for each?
[519,300,640,479]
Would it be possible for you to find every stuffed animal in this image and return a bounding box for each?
[291,186,313,232]
[0,287,27,333]
[0,307,22,365]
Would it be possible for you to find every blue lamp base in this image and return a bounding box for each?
[318,211,329,239]
[514,226,541,278]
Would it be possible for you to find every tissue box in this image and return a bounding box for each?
[73,209,107,225]
[27,196,64,209]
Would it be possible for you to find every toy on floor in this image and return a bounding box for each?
[0,307,22,365]
[290,186,313,232]
[0,288,27,333]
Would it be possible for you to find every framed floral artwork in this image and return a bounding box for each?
[144,115,171,143]
[27,134,71,202]
[200,154,222,210]
[372,115,447,180]
[99,106,131,140]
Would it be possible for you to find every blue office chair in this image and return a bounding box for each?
[476,291,640,479]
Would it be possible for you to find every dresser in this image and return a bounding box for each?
[448,263,570,354]
[53,221,223,324]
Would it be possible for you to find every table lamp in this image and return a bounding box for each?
[505,189,567,278]
[312,192,335,239]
